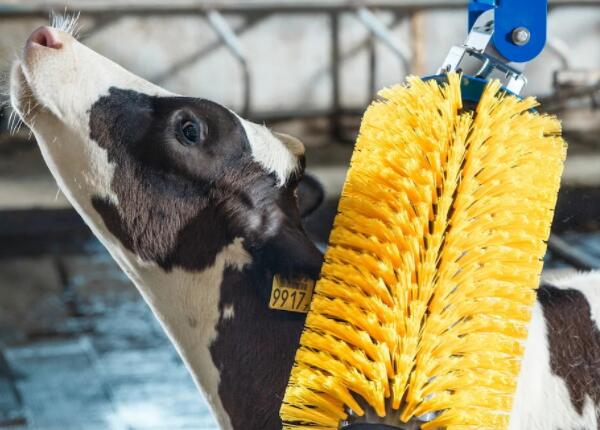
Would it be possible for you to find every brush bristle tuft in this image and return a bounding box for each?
[281,74,566,429]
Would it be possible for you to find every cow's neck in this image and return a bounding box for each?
[124,237,306,430]
[211,265,307,430]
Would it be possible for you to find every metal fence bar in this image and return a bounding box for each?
[330,12,342,140]
[355,8,411,76]
[1,0,599,18]
[367,34,377,100]
[152,14,268,85]
[2,0,600,134]
[548,234,600,270]
[206,9,252,116]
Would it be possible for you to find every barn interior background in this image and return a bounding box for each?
[0,0,599,429]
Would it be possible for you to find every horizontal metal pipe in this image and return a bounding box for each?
[355,7,412,74]
[1,0,599,18]
[548,234,600,271]
[248,107,365,123]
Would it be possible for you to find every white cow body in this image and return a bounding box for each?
[511,272,600,430]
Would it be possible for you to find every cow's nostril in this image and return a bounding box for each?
[27,26,62,50]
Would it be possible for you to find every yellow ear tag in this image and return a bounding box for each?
[269,275,315,314]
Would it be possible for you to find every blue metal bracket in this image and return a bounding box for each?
[423,74,518,104]
[435,0,549,100]
[469,0,547,63]
[468,0,494,31]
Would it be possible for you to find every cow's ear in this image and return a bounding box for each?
[274,132,305,156]
[297,173,324,219]
[268,222,323,281]
[255,223,323,309]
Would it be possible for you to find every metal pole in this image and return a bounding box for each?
[330,12,342,140]
[355,7,411,76]
[410,11,425,75]
[1,1,598,18]
[206,9,251,116]
[368,35,377,100]
[548,234,600,270]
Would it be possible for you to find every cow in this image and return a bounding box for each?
[9,16,600,430]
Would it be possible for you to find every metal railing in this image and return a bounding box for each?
[1,0,599,129]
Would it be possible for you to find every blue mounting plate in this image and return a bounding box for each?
[494,0,547,63]
[468,0,547,64]
[422,74,521,104]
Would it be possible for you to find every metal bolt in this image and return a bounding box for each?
[512,27,531,46]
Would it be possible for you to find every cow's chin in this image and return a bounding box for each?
[10,62,41,127]
[10,58,120,244]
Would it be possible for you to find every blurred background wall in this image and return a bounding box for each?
[0,1,600,429]
[2,0,600,113]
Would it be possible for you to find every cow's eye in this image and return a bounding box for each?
[178,118,207,146]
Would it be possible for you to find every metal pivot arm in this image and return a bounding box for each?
[206,10,251,116]
[438,9,528,95]
[436,0,548,97]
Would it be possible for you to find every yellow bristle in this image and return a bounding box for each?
[281,73,566,429]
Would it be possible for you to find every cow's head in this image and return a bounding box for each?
[10,21,323,280]
[10,19,327,428]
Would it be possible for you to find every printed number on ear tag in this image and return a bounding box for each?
[269,275,315,314]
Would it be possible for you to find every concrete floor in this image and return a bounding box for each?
[0,245,218,430]
[0,238,589,430]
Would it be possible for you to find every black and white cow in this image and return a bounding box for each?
[8,18,600,430]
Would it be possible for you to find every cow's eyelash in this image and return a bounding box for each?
[49,11,81,39]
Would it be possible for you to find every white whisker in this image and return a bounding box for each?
[15,117,25,135]
[11,118,20,136]
[7,109,14,130]
[8,109,17,135]
[50,9,81,38]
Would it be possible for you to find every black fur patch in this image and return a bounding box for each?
[210,267,307,429]
[87,88,324,429]
[88,87,311,272]
[538,283,600,416]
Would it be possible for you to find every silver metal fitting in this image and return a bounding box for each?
[512,27,531,46]
[438,9,528,95]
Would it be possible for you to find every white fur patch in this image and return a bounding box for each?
[124,238,251,430]
[546,270,600,329]
[10,31,253,430]
[222,304,235,320]
[510,292,599,429]
[12,27,173,217]
[237,118,300,186]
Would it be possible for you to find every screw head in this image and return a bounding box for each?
[512,27,531,46]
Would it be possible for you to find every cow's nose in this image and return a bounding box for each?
[27,26,63,49]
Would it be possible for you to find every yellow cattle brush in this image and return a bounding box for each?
[281,72,565,429]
